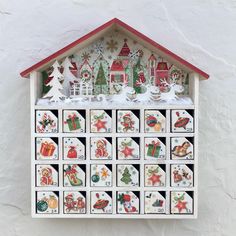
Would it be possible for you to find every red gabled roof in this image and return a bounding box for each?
[111,60,124,71]
[118,39,131,57]
[20,18,209,79]
[148,54,157,61]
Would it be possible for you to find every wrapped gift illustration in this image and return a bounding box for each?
[171,137,194,160]
[146,141,161,157]
[90,164,112,187]
[36,110,58,133]
[90,137,112,160]
[40,141,56,156]
[117,110,139,133]
[36,137,58,160]
[171,191,193,214]
[36,164,58,187]
[90,192,112,214]
[63,137,85,160]
[117,191,139,214]
[63,110,85,132]
[64,191,86,214]
[144,110,166,133]
[117,137,140,160]
[144,138,166,160]
[63,164,86,187]
[67,115,80,130]
[90,110,112,133]
[144,165,166,187]
[171,110,194,133]
[117,165,139,187]
[36,191,59,214]
[145,191,166,214]
[171,164,193,187]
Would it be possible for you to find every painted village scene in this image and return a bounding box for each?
[39,30,191,106]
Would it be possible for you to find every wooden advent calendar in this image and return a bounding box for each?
[20,18,209,219]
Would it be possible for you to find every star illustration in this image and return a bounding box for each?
[121,146,134,158]
[94,119,107,131]
[175,200,187,213]
[148,174,162,186]
[101,168,109,179]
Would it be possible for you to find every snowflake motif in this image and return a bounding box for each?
[94,41,104,54]
[81,52,91,61]
[137,49,144,58]
[109,29,120,39]
[106,39,118,53]
[128,49,139,61]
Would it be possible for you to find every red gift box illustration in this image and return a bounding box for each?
[40,141,56,157]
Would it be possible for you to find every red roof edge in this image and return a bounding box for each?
[114,18,209,79]
[20,18,209,79]
[20,18,116,78]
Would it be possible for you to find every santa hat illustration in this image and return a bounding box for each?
[42,167,52,175]
[97,139,107,146]
[65,194,74,200]
[123,113,131,119]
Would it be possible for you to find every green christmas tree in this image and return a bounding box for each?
[95,63,108,95]
[42,71,51,94]
[121,167,132,184]
[133,58,144,93]
[95,63,107,86]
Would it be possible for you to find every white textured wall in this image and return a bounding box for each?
[0,0,236,235]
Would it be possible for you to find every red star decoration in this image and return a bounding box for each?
[121,146,134,158]
[148,174,162,186]
[94,119,107,131]
[175,200,187,213]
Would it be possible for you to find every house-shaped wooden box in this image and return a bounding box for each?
[20,18,209,219]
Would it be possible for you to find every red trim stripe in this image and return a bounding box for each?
[20,18,209,79]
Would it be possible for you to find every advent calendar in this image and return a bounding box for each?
[20,18,209,218]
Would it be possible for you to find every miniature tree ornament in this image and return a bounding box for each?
[43,61,66,102]
[121,167,132,184]
[61,57,78,96]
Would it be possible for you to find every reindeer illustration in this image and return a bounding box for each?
[158,78,184,102]
[111,84,136,103]
[133,84,160,102]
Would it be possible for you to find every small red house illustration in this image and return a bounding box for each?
[110,60,126,82]
[155,61,171,85]
[110,59,128,94]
